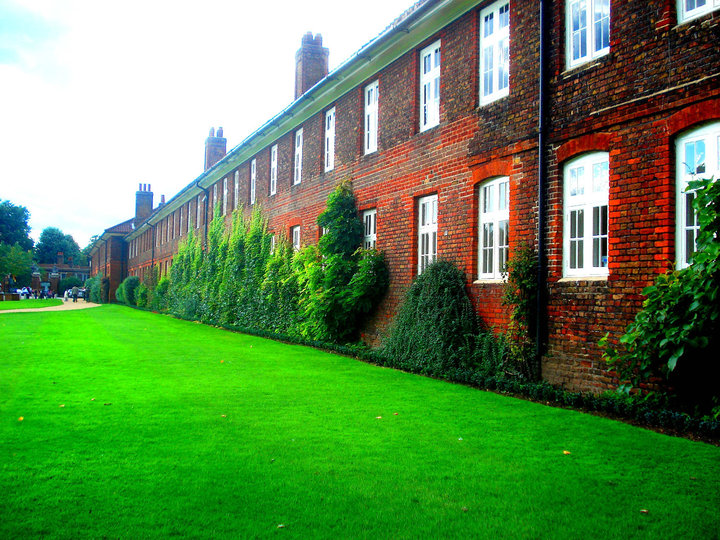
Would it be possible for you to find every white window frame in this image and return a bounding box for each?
[294,129,303,185]
[234,171,239,210]
[179,206,183,237]
[480,1,510,106]
[675,122,720,268]
[362,208,377,250]
[212,184,218,214]
[678,0,720,22]
[324,108,336,172]
[419,40,441,132]
[478,177,510,280]
[250,159,257,205]
[566,0,610,69]
[196,195,202,228]
[291,226,301,251]
[187,202,192,233]
[270,145,278,195]
[223,177,228,215]
[364,80,379,154]
[418,194,438,274]
[563,152,610,277]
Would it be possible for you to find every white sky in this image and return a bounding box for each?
[0,0,417,248]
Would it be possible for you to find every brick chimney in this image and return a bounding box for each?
[135,183,154,226]
[295,33,329,99]
[57,251,64,266]
[204,127,227,171]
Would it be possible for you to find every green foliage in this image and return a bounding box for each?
[135,282,149,308]
[501,245,539,379]
[603,177,720,412]
[34,227,84,265]
[0,200,33,251]
[59,276,84,295]
[383,259,478,376]
[294,181,389,343]
[116,276,140,306]
[85,274,104,303]
[0,242,33,284]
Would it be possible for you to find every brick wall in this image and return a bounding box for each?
[120,1,720,392]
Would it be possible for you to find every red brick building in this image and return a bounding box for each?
[90,0,720,392]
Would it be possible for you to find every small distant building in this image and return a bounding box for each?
[37,251,91,294]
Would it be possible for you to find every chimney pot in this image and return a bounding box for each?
[204,127,227,171]
[295,32,329,99]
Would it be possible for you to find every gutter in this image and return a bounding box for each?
[536,0,549,379]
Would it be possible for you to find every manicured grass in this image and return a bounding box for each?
[1,305,718,538]
[0,298,63,310]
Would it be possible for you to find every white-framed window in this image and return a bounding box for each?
[223,177,228,215]
[678,0,720,22]
[179,206,183,237]
[324,108,336,172]
[270,144,278,195]
[234,171,239,210]
[362,209,377,249]
[675,122,720,268]
[270,234,276,254]
[250,159,257,205]
[294,129,303,185]
[563,152,609,277]
[478,177,510,279]
[187,202,192,233]
[419,40,441,132]
[480,1,510,105]
[291,226,301,251]
[364,80,379,154]
[566,0,610,69]
[196,195,202,228]
[418,194,438,274]
[213,184,218,214]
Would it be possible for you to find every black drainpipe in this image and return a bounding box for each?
[150,224,156,274]
[536,0,549,379]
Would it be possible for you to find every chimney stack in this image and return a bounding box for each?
[57,251,64,266]
[135,183,154,226]
[295,33,329,100]
[204,126,227,171]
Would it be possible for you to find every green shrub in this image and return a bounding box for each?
[115,281,126,304]
[135,282,148,308]
[383,259,477,376]
[85,274,103,303]
[117,276,140,306]
[603,176,719,414]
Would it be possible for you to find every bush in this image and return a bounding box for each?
[117,276,140,305]
[603,176,720,414]
[85,274,104,304]
[383,259,477,376]
[135,282,149,308]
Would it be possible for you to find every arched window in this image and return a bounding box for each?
[675,121,720,268]
[563,152,609,277]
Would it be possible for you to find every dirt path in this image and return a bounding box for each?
[0,301,102,314]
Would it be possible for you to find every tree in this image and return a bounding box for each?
[34,227,83,265]
[0,242,33,286]
[0,200,33,251]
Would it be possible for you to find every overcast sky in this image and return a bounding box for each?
[0,0,417,248]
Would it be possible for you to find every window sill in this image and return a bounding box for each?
[473,278,506,285]
[557,275,608,283]
[562,53,610,78]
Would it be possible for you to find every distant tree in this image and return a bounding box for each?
[0,242,33,287]
[34,227,83,265]
[0,200,33,251]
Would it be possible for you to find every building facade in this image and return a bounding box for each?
[90,0,720,392]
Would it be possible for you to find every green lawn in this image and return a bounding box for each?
[1,305,718,538]
[0,298,63,310]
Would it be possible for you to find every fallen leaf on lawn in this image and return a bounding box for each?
[394,412,398,415]
[563,450,571,455]
[90,398,95,401]
[220,360,224,363]
[104,403,112,406]
[458,438,463,441]
[221,414,227,418]
[277,524,285,529]
[376,416,382,419]
[18,417,24,422]
[640,509,649,514]
[59,404,65,408]
[461,507,468,512]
